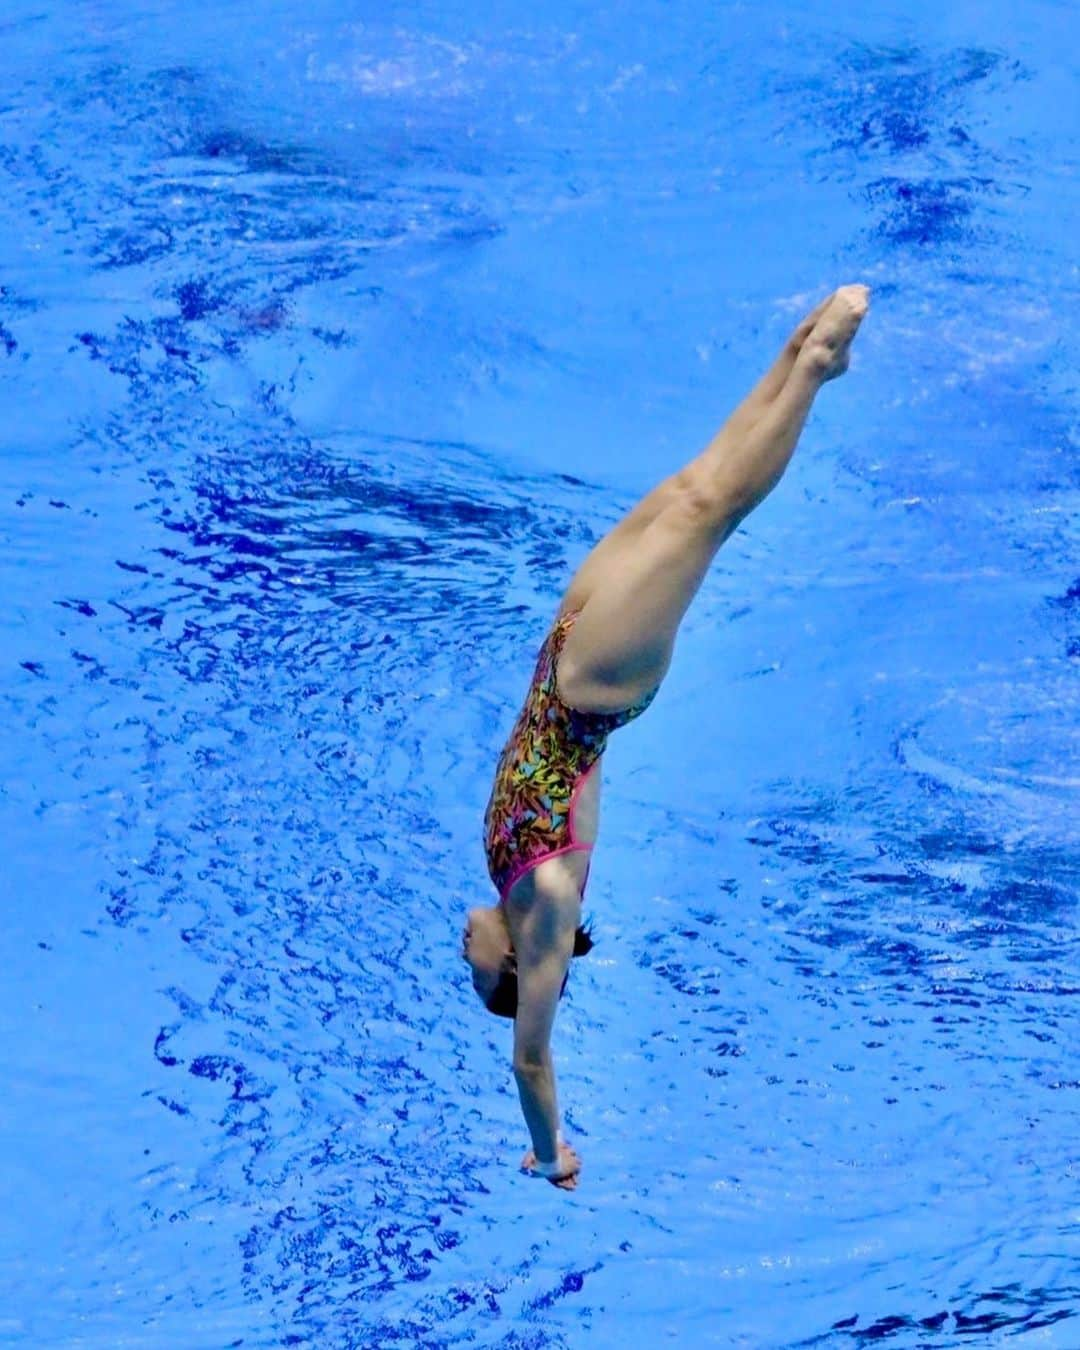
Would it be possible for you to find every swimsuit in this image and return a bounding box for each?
[483,607,658,904]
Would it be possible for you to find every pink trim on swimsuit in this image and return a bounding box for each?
[483,610,656,904]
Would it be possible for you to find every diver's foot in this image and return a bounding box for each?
[786,294,833,354]
[798,284,870,381]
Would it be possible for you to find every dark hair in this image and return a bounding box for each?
[485,920,596,1020]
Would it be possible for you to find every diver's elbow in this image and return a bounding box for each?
[512,1052,551,1079]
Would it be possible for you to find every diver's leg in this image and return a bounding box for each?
[718,293,831,441]
[557,477,688,617]
[557,285,869,712]
[557,296,831,617]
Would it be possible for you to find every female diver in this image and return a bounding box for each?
[462,285,870,1189]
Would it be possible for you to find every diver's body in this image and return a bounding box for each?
[463,285,870,1189]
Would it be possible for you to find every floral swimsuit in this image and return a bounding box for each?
[483,607,657,904]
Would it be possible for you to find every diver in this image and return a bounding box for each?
[463,285,870,1189]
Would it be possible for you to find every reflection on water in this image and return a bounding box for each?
[0,0,1076,1346]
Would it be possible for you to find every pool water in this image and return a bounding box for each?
[1,1,1077,1346]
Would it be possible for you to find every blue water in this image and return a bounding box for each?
[1,1,1077,1346]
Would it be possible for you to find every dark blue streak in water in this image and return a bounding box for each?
[0,1,1077,1347]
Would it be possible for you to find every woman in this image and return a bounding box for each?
[463,285,870,1190]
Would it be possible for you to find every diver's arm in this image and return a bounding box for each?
[513,1055,560,1163]
[510,891,580,1180]
[512,934,573,1160]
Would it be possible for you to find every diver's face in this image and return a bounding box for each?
[461,905,513,1005]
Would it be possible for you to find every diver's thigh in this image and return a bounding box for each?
[557,475,687,618]
[558,496,724,706]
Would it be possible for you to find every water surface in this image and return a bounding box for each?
[0,1,1077,1346]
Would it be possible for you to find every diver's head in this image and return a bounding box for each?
[461,903,595,1020]
[461,904,514,1009]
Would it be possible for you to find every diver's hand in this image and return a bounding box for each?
[521,1142,582,1190]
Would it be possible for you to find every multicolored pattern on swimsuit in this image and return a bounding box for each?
[483,607,657,901]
